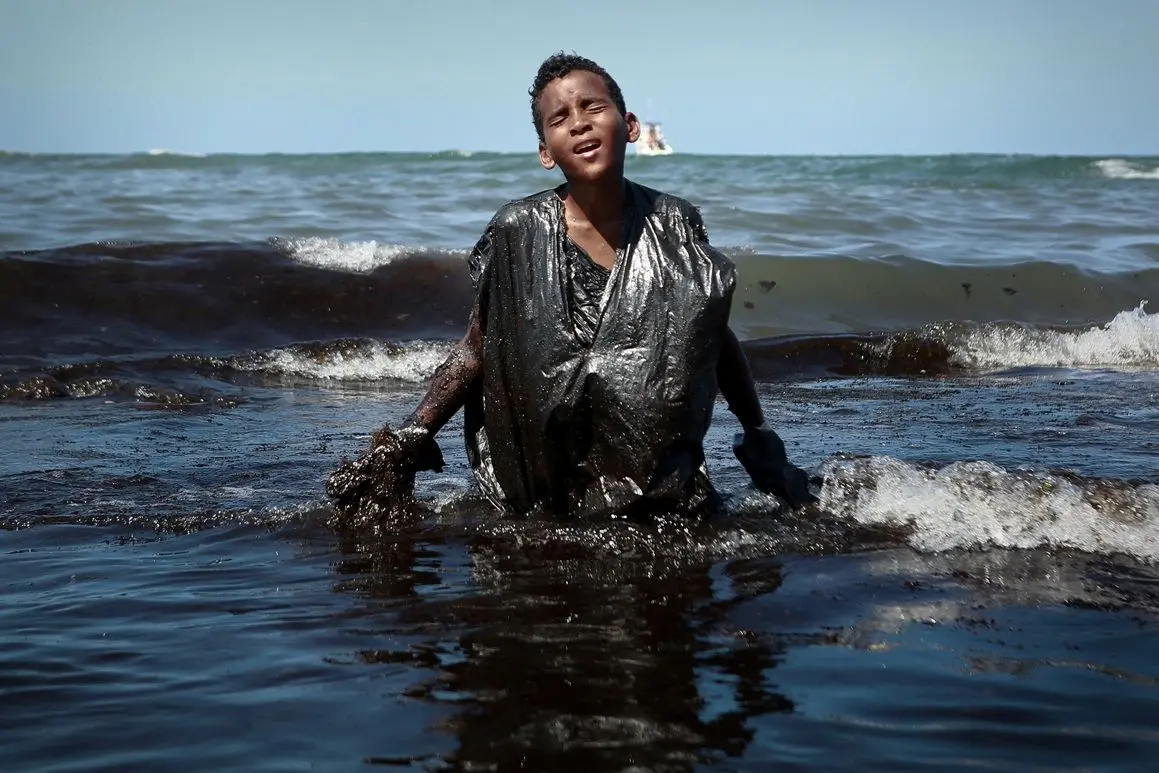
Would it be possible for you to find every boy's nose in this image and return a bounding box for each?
[568,112,592,134]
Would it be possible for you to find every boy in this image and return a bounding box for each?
[330,52,814,521]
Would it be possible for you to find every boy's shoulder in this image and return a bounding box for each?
[626,182,709,241]
[488,189,558,230]
[628,182,700,220]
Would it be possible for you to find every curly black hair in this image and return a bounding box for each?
[528,52,627,142]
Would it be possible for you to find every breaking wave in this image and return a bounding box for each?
[1094,159,1159,181]
[819,455,1159,560]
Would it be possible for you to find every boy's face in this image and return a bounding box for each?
[537,70,640,183]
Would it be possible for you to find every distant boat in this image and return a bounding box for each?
[635,121,674,156]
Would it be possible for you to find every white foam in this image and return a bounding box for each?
[243,341,451,382]
[957,303,1159,370]
[281,236,412,273]
[1094,158,1159,180]
[820,455,1159,560]
[143,148,207,158]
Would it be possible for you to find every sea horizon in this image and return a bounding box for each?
[4,147,1159,158]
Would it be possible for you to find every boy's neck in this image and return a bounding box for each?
[562,176,626,227]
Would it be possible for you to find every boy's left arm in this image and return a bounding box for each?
[717,325,765,431]
[717,325,818,509]
[690,201,816,508]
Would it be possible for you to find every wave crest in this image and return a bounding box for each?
[960,302,1159,370]
[236,339,451,382]
[820,455,1159,559]
[1094,159,1159,180]
[276,236,417,273]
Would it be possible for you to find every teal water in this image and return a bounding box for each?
[3,152,1158,266]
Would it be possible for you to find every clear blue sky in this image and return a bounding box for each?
[2,0,1155,155]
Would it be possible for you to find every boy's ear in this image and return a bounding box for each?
[538,141,556,171]
[625,111,641,143]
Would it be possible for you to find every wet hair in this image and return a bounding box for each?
[529,52,627,142]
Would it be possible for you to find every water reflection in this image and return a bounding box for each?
[330,519,820,771]
[321,509,1159,770]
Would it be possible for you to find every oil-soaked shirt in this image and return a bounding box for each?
[464,180,736,518]
[565,239,612,347]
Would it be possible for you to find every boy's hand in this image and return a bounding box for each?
[326,422,444,527]
[372,423,444,473]
[733,427,818,509]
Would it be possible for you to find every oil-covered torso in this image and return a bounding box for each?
[464,181,736,517]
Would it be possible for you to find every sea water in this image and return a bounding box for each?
[2,150,1158,771]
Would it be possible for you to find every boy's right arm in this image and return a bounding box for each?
[375,302,483,471]
[375,216,497,470]
[403,303,484,435]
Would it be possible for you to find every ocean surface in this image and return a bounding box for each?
[2,149,1158,771]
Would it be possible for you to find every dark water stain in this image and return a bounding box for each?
[2,370,1159,770]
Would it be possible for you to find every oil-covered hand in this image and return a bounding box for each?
[733,426,818,509]
[326,422,444,528]
[373,423,444,473]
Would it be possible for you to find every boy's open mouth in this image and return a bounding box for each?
[573,140,601,155]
